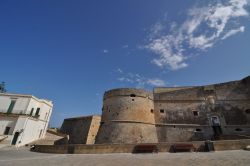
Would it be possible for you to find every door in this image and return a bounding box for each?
[4,127,11,135]
[211,116,222,136]
[11,132,20,145]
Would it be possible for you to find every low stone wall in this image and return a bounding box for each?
[32,145,68,154]
[74,144,135,154]
[32,139,250,154]
[213,139,250,151]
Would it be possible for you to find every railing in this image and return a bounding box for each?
[0,109,28,114]
[0,111,40,119]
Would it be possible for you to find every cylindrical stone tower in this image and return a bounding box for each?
[95,88,158,144]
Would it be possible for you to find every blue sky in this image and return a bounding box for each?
[0,0,249,127]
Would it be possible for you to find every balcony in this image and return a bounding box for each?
[0,111,40,119]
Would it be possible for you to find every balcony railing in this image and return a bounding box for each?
[0,111,40,119]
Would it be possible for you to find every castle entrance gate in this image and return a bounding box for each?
[210,116,222,137]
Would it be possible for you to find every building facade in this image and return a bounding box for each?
[0,93,53,147]
[61,76,250,145]
[95,76,250,144]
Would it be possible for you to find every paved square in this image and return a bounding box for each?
[0,147,250,166]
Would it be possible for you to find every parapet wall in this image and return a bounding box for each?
[32,139,250,154]
[103,88,153,100]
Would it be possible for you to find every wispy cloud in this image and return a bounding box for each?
[103,49,109,53]
[147,79,166,86]
[116,69,166,88]
[117,68,123,73]
[146,0,249,70]
[122,45,129,48]
[221,26,245,40]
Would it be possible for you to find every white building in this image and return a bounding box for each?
[0,93,53,147]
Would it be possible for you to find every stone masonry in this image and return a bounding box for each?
[61,76,250,144]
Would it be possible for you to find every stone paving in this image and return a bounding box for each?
[0,147,250,166]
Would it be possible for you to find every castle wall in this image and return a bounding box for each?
[153,76,250,142]
[60,115,100,144]
[95,122,157,144]
[156,125,213,142]
[60,76,250,144]
[95,88,158,144]
[86,116,101,144]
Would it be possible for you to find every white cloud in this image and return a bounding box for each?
[103,49,109,53]
[221,26,245,39]
[148,36,188,70]
[122,45,129,48]
[147,79,166,86]
[146,0,249,70]
[117,77,134,83]
[117,70,166,87]
[151,22,164,35]
[117,68,123,73]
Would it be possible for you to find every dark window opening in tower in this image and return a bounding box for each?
[130,94,136,97]
[245,109,250,114]
[235,128,243,131]
[193,111,199,116]
[196,128,202,132]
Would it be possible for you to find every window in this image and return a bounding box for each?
[130,94,136,97]
[30,108,34,116]
[235,128,242,132]
[193,111,199,116]
[7,100,16,114]
[151,109,154,113]
[245,109,250,114]
[35,108,40,117]
[160,109,164,113]
[195,128,202,132]
[4,127,11,135]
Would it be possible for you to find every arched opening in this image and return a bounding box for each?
[130,94,136,97]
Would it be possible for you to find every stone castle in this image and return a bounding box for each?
[61,76,250,144]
